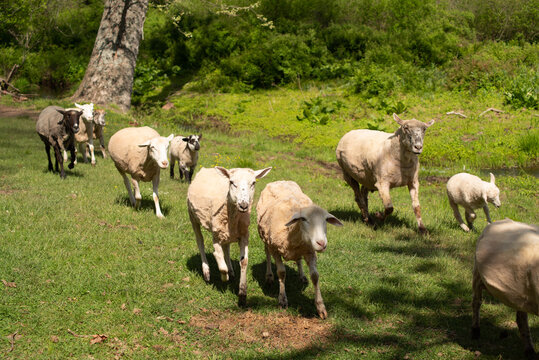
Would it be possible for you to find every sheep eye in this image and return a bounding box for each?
[250,182,256,187]
[230,181,236,187]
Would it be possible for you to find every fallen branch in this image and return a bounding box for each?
[446,111,467,118]
[67,328,91,338]
[7,331,18,353]
[479,108,504,117]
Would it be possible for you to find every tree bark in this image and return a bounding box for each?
[72,0,149,112]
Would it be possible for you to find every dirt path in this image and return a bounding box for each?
[0,104,39,119]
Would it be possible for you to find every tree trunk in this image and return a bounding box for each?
[72,0,149,112]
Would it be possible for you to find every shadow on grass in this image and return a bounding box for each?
[329,206,415,232]
[186,253,241,296]
[114,195,171,217]
[40,167,85,178]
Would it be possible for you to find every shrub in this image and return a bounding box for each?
[503,70,538,109]
[296,96,344,125]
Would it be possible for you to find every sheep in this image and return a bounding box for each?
[169,134,202,183]
[472,219,539,360]
[446,172,501,232]
[92,109,107,159]
[187,166,272,306]
[36,105,82,179]
[256,181,343,319]
[108,126,174,218]
[336,113,434,234]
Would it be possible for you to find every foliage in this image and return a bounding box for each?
[503,70,538,109]
[296,96,344,125]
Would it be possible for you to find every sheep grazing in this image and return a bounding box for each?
[36,105,82,179]
[256,181,343,319]
[187,166,272,306]
[169,134,202,183]
[108,126,174,218]
[336,113,434,234]
[446,172,501,232]
[472,219,539,359]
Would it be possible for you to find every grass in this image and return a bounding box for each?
[0,92,538,359]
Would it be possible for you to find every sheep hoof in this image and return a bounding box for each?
[418,226,429,235]
[460,224,470,232]
[68,163,74,169]
[91,162,96,167]
[238,294,247,307]
[318,307,328,320]
[374,211,385,220]
[156,213,165,219]
[220,272,229,282]
[202,267,210,282]
[471,326,480,339]
[278,297,288,309]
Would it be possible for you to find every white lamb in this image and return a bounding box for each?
[187,166,272,306]
[446,172,501,232]
[169,134,202,183]
[256,181,343,319]
[472,219,539,359]
[108,126,173,218]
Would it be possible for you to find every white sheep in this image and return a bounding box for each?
[336,113,434,233]
[108,126,173,218]
[472,219,539,359]
[169,134,202,183]
[446,172,501,232]
[187,166,272,306]
[256,181,342,319]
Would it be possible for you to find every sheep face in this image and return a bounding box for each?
[393,113,434,155]
[93,109,106,126]
[216,166,272,213]
[56,109,82,134]
[138,134,174,169]
[182,134,201,152]
[285,206,343,253]
[487,173,501,208]
[74,103,94,122]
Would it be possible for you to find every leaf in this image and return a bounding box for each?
[2,279,16,288]
[90,334,107,344]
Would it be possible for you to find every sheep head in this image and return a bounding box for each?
[56,109,82,134]
[182,134,202,151]
[393,113,434,155]
[216,166,272,213]
[486,173,501,208]
[74,103,94,122]
[138,134,174,169]
[285,205,343,253]
[93,109,106,126]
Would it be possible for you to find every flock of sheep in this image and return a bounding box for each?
[35,104,538,358]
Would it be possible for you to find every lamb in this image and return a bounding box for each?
[336,113,434,233]
[446,172,501,232]
[256,181,343,319]
[92,109,107,159]
[36,105,82,179]
[169,134,202,183]
[108,126,174,218]
[187,166,272,306]
[472,219,539,359]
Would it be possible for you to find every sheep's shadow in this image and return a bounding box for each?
[41,168,85,178]
[250,260,320,318]
[328,207,412,231]
[186,253,241,295]
[114,195,171,217]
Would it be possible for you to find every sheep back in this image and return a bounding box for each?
[257,181,314,261]
[36,106,70,148]
[447,173,488,209]
[475,219,539,315]
[187,167,247,244]
[108,126,161,181]
[336,129,414,190]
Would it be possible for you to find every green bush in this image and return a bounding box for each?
[296,96,344,125]
[503,70,538,109]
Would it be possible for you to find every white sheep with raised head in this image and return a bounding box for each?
[169,134,202,183]
[336,113,434,234]
[256,180,343,319]
[472,219,539,359]
[446,172,501,232]
[187,166,272,306]
[108,126,173,218]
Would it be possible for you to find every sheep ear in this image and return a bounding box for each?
[56,109,66,116]
[254,167,272,180]
[425,119,435,127]
[326,213,343,227]
[138,140,151,147]
[74,103,81,108]
[393,113,404,126]
[198,134,203,140]
[490,172,495,184]
[215,166,230,179]
[77,111,83,117]
[285,212,305,227]
[166,134,174,142]
[182,137,189,142]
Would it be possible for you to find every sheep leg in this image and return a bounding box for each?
[471,263,484,339]
[265,244,274,284]
[343,171,371,224]
[376,183,394,221]
[238,237,249,307]
[120,173,136,207]
[87,122,96,166]
[449,197,469,232]
[44,142,53,171]
[97,126,106,158]
[151,173,164,218]
[169,157,176,179]
[130,178,142,210]
[68,144,76,169]
[465,208,477,231]
[80,142,86,164]
[296,259,308,284]
[180,164,188,182]
[189,210,210,282]
[305,254,327,319]
[222,243,235,278]
[53,145,65,179]
[516,311,536,359]
[482,205,492,224]
[274,255,288,309]
[408,182,427,234]
[212,239,229,282]
[188,168,194,184]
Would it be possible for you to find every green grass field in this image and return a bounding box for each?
[0,91,538,359]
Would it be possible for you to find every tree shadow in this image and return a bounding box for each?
[114,195,171,216]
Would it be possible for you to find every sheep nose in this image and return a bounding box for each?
[316,240,327,250]
[238,202,249,212]
[161,160,168,167]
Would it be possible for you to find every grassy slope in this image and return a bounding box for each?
[0,92,538,359]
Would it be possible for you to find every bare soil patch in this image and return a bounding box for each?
[0,105,39,119]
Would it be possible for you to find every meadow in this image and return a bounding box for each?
[0,89,538,359]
